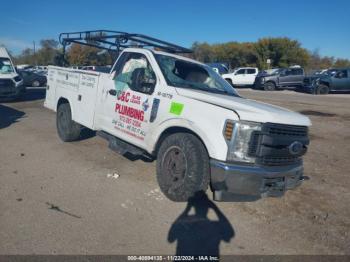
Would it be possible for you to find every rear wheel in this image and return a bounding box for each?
[264,82,276,91]
[316,84,329,95]
[56,103,81,142]
[156,133,210,202]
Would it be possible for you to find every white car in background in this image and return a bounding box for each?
[222,67,259,87]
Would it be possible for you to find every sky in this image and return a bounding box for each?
[1,0,349,59]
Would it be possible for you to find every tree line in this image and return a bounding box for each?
[12,37,350,71]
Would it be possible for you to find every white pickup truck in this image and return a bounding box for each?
[222,67,259,87]
[44,32,311,202]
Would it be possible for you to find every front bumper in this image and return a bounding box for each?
[0,84,25,98]
[300,84,315,93]
[210,159,307,201]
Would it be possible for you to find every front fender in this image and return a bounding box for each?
[148,118,226,160]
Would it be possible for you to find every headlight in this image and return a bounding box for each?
[260,77,265,83]
[14,76,22,82]
[223,120,262,163]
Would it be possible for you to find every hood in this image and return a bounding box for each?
[176,88,311,126]
[305,74,330,81]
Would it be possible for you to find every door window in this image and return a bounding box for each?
[337,70,348,78]
[113,52,156,95]
[235,69,246,75]
[291,69,303,75]
[246,69,256,74]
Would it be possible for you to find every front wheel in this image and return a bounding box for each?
[315,84,329,95]
[156,133,210,202]
[264,82,276,91]
[56,103,81,142]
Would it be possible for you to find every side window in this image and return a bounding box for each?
[292,69,303,75]
[337,70,348,78]
[284,69,292,76]
[246,69,256,74]
[235,69,246,75]
[113,52,156,95]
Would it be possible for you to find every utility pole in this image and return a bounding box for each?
[33,41,36,66]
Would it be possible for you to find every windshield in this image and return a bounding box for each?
[265,69,280,75]
[155,54,238,96]
[0,58,15,74]
[258,68,280,76]
[325,69,339,77]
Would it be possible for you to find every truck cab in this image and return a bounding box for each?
[45,31,311,202]
[0,47,24,99]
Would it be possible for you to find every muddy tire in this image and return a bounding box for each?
[264,81,276,91]
[156,133,210,202]
[316,84,329,95]
[56,103,81,142]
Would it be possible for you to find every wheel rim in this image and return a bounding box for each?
[33,80,40,87]
[266,83,274,90]
[162,146,187,192]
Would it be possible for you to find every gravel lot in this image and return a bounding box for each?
[0,87,349,255]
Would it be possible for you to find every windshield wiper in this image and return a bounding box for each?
[180,83,230,95]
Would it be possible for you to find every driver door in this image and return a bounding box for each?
[100,51,157,149]
[232,68,246,85]
[332,69,349,90]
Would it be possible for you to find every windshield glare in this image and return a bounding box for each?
[0,58,15,74]
[155,54,238,96]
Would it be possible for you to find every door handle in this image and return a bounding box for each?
[108,89,117,96]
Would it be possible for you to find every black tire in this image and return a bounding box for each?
[264,81,276,91]
[156,133,210,202]
[316,84,329,95]
[56,103,81,142]
[225,79,233,86]
[32,80,40,87]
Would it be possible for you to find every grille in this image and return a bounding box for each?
[0,79,14,88]
[259,156,302,166]
[265,123,308,137]
[249,123,309,166]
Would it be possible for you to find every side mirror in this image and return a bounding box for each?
[130,68,156,94]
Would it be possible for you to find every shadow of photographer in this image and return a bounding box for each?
[168,191,235,256]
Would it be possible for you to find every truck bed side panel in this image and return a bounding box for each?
[44,66,100,130]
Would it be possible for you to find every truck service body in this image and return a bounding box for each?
[45,31,311,201]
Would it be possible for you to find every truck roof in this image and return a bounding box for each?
[114,47,204,66]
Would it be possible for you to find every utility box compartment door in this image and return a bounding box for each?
[44,67,58,110]
[74,72,99,128]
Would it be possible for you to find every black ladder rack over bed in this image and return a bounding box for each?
[59,30,193,56]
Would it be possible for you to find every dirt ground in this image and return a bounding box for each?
[0,88,349,255]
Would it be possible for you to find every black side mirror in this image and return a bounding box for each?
[130,68,156,94]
